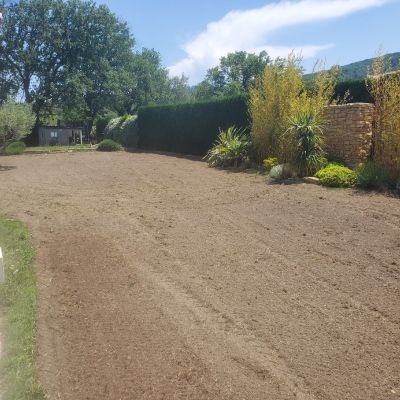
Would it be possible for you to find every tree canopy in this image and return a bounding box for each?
[0,0,192,135]
[195,51,271,100]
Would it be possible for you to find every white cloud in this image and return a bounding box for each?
[169,0,387,83]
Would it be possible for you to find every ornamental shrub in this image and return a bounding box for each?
[120,115,139,148]
[249,55,303,162]
[250,55,338,163]
[263,157,279,171]
[93,111,119,141]
[286,111,325,176]
[104,116,125,143]
[205,126,251,168]
[0,100,35,148]
[5,141,26,155]
[104,115,138,147]
[368,56,400,183]
[316,165,356,187]
[356,162,388,190]
[97,139,122,152]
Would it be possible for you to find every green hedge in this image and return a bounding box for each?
[137,96,249,156]
[334,80,373,103]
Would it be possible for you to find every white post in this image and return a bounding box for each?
[0,248,4,284]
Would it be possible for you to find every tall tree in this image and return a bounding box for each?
[0,0,134,127]
[121,48,192,112]
[195,51,271,100]
[0,0,192,137]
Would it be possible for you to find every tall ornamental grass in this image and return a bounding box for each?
[368,55,400,184]
[249,55,338,163]
[249,55,303,162]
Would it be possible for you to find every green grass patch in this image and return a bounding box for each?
[25,144,95,153]
[0,216,45,399]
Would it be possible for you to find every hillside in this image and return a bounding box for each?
[305,52,400,81]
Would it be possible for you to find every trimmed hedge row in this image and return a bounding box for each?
[333,80,373,103]
[125,81,372,157]
[137,96,249,156]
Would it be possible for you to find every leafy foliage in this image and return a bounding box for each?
[5,141,26,155]
[356,162,388,190]
[250,55,338,163]
[195,51,271,100]
[334,80,373,103]
[104,116,126,143]
[249,55,304,162]
[316,165,356,187]
[0,0,192,138]
[205,126,251,168]
[120,115,139,148]
[104,115,138,147]
[286,111,325,176]
[126,49,192,111]
[0,0,134,124]
[97,139,123,152]
[91,111,119,142]
[368,55,400,183]
[138,95,249,156]
[0,100,35,148]
[263,157,279,171]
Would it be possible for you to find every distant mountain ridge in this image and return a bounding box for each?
[305,52,400,81]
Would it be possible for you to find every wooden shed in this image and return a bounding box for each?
[38,126,83,146]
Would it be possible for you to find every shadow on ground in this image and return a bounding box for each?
[0,165,16,172]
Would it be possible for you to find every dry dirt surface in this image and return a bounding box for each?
[0,151,399,400]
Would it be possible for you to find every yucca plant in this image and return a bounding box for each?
[205,126,251,168]
[286,111,325,176]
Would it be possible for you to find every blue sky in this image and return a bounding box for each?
[101,1,397,83]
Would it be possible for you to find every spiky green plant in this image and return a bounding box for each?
[205,126,251,168]
[286,111,325,176]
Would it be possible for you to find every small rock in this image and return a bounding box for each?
[303,177,321,185]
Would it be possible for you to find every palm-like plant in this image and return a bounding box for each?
[205,126,251,168]
[287,112,325,176]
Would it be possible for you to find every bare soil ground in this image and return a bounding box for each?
[0,151,399,400]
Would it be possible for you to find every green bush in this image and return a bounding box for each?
[316,165,356,187]
[138,95,249,156]
[104,115,138,147]
[287,111,325,176]
[263,157,279,171]
[5,141,26,155]
[97,139,122,152]
[92,111,119,142]
[96,111,119,134]
[356,162,388,190]
[0,101,35,147]
[120,115,139,147]
[205,126,251,168]
[104,116,124,143]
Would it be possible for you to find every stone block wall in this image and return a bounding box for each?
[324,103,374,168]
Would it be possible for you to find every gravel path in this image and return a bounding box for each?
[0,151,399,400]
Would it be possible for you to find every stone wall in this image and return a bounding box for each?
[324,103,374,168]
